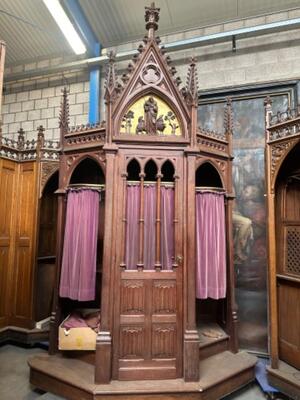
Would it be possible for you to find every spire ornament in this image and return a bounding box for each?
[59,87,70,132]
[183,57,199,106]
[145,2,160,38]
[105,51,122,102]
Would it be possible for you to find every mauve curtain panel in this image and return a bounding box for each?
[125,184,140,269]
[59,189,100,301]
[196,191,226,299]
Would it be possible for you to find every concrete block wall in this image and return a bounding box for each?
[2,72,89,140]
[2,8,300,140]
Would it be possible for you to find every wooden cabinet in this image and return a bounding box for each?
[28,5,257,399]
[265,98,300,397]
[0,130,59,338]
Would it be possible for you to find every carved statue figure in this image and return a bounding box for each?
[136,116,146,134]
[144,96,158,134]
[156,115,166,133]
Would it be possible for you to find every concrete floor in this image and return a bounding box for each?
[0,344,274,400]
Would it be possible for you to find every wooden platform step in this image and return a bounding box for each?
[198,323,229,361]
[267,360,300,399]
[29,350,257,400]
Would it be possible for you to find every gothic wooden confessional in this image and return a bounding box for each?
[265,98,300,399]
[28,4,256,399]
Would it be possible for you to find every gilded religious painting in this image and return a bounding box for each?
[120,95,181,136]
[198,91,290,353]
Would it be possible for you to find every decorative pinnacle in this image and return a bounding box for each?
[18,128,25,149]
[145,2,160,38]
[105,51,117,91]
[185,57,198,104]
[59,87,70,130]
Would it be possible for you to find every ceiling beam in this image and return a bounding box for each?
[5,17,300,83]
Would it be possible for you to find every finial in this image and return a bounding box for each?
[145,2,160,39]
[184,57,198,105]
[105,51,121,101]
[18,128,25,149]
[37,125,45,146]
[59,87,69,131]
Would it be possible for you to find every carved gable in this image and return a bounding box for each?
[104,4,192,141]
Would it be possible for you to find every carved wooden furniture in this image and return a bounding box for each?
[28,4,256,399]
[265,98,300,398]
[0,126,59,343]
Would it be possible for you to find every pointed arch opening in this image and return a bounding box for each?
[144,159,158,181]
[60,157,105,316]
[195,162,223,188]
[195,161,227,341]
[36,170,59,321]
[70,158,105,185]
[127,159,141,181]
[161,160,175,182]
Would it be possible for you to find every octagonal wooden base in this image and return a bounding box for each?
[29,351,256,400]
[267,361,300,400]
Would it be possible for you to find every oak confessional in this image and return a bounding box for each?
[0,125,59,342]
[29,4,256,399]
[265,98,300,399]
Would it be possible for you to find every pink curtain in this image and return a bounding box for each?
[144,185,156,269]
[125,185,140,269]
[196,191,226,299]
[161,186,175,270]
[59,189,100,301]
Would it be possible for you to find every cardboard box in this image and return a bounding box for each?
[58,310,99,351]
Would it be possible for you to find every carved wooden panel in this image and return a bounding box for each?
[152,280,176,314]
[152,324,176,358]
[121,280,145,314]
[285,181,300,220]
[278,281,300,369]
[119,326,145,358]
[12,162,37,325]
[0,160,17,326]
[284,227,300,276]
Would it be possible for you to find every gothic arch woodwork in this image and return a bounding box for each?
[265,97,300,396]
[27,4,257,399]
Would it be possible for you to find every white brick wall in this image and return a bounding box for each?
[3,8,300,140]
[2,79,89,140]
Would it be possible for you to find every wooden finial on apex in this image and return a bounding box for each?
[183,57,198,105]
[59,87,69,130]
[105,51,122,101]
[145,2,160,39]
[18,127,25,149]
[37,125,45,145]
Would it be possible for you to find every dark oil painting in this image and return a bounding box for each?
[198,93,289,353]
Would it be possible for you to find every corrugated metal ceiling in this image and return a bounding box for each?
[1,0,300,66]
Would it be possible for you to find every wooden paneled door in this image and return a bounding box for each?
[118,270,181,380]
[277,178,300,369]
[114,154,183,380]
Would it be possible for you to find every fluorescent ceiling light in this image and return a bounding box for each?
[43,0,86,55]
